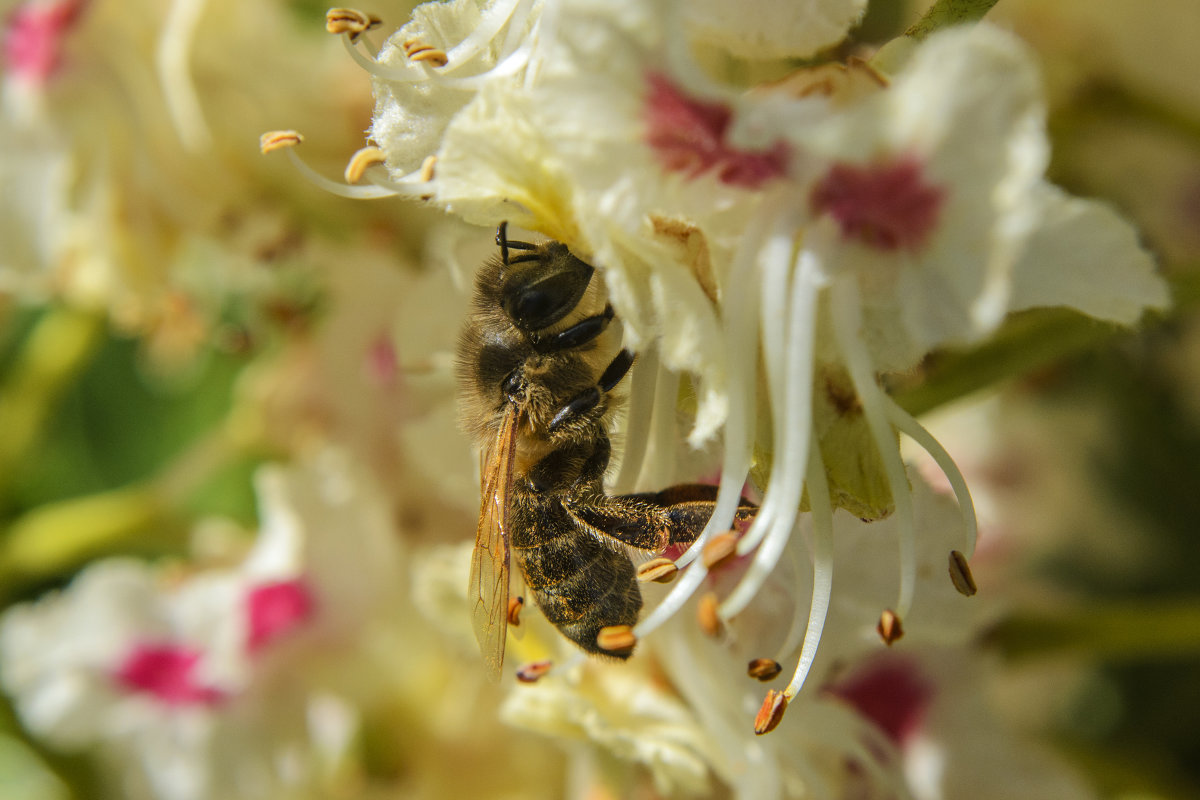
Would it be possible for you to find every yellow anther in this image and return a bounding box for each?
[636,557,678,584]
[948,550,977,597]
[344,145,386,184]
[747,658,782,682]
[260,130,304,155]
[596,624,637,653]
[325,8,380,39]
[877,608,904,646]
[419,155,437,182]
[754,689,788,735]
[697,592,722,637]
[516,660,552,683]
[403,38,449,67]
[701,531,739,571]
[506,596,524,627]
[410,48,448,67]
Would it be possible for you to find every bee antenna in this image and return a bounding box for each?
[496,221,510,266]
[494,221,540,266]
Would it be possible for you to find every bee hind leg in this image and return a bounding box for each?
[622,484,758,547]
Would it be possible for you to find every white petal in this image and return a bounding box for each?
[369,0,497,174]
[1009,183,1169,323]
[685,0,866,60]
[434,85,578,241]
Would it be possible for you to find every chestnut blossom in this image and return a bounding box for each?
[0,453,401,800]
[310,0,1166,754]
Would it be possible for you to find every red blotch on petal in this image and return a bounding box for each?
[246,578,315,652]
[810,157,945,251]
[3,0,86,84]
[365,332,400,388]
[115,644,225,707]
[643,72,789,189]
[827,656,934,746]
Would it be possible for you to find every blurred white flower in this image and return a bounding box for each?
[0,0,388,365]
[0,452,401,800]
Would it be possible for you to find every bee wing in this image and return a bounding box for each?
[469,405,520,682]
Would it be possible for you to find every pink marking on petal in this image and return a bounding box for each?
[114,643,225,706]
[810,157,946,251]
[246,578,315,652]
[364,332,399,388]
[3,0,86,84]
[643,72,789,189]
[827,656,934,746]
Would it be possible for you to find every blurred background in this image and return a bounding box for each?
[0,0,1198,797]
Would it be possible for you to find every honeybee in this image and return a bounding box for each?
[458,223,755,680]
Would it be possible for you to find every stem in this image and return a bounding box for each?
[988,599,1200,662]
[870,0,1000,74]
[890,307,1114,416]
[0,485,165,596]
[0,308,105,498]
[889,269,1200,416]
[900,0,1001,41]
[0,420,253,600]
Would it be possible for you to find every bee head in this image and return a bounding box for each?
[500,241,596,333]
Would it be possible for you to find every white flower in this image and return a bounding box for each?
[787,25,1167,369]
[0,453,400,800]
[369,0,539,175]
[336,0,1167,757]
[501,662,716,796]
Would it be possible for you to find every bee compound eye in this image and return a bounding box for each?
[506,286,557,329]
[501,248,594,331]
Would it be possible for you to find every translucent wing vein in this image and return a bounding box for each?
[468,405,519,681]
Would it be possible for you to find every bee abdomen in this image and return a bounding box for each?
[511,503,644,657]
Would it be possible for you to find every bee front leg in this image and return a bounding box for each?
[530,305,614,354]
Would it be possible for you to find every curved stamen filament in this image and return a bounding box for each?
[611,348,659,494]
[439,0,524,74]
[341,33,430,81]
[157,0,211,152]
[830,277,916,621]
[428,40,533,90]
[632,197,778,639]
[496,0,535,61]
[783,436,833,701]
[339,0,533,88]
[774,534,813,657]
[638,363,681,491]
[260,134,399,199]
[720,246,823,619]
[365,165,439,197]
[882,394,979,559]
[727,213,794,564]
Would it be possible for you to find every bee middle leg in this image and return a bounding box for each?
[548,348,635,432]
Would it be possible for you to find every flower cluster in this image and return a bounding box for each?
[294,0,1168,735]
[0,0,1182,798]
[0,453,402,800]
